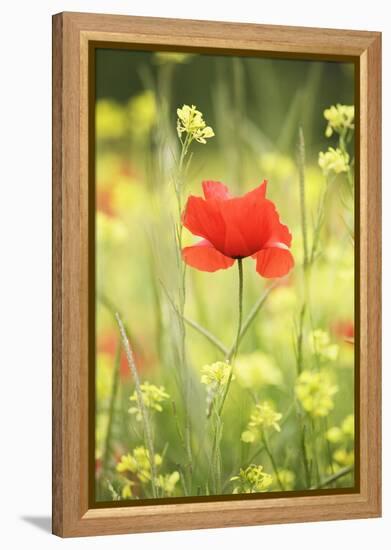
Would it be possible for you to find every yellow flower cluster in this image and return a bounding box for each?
[129,382,170,421]
[116,447,180,498]
[326,413,355,470]
[295,370,338,417]
[156,471,180,496]
[96,91,157,143]
[326,413,354,443]
[127,90,157,139]
[200,361,232,387]
[177,104,215,144]
[318,147,350,176]
[309,329,339,362]
[241,401,282,443]
[276,469,295,491]
[96,100,128,140]
[234,352,282,389]
[116,446,162,484]
[231,465,273,494]
[324,104,354,138]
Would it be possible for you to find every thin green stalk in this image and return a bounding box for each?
[218,258,244,416]
[296,127,318,489]
[310,418,321,486]
[209,259,244,493]
[311,465,353,490]
[324,417,335,478]
[210,405,223,494]
[184,317,228,356]
[160,279,228,356]
[262,432,284,491]
[310,182,329,265]
[298,126,309,269]
[227,279,278,360]
[296,304,306,375]
[300,419,312,488]
[102,341,121,474]
[232,258,244,361]
[173,131,194,491]
[115,312,158,498]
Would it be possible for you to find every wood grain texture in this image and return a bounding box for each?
[52,11,382,538]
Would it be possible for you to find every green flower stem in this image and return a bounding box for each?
[298,127,309,269]
[184,316,228,356]
[209,405,223,494]
[102,340,121,474]
[227,279,278,360]
[311,465,353,490]
[161,280,228,357]
[209,259,244,493]
[310,418,321,486]
[261,432,284,491]
[324,417,335,478]
[300,419,312,488]
[169,130,195,492]
[218,258,244,417]
[115,312,158,498]
[185,280,277,360]
[234,258,244,360]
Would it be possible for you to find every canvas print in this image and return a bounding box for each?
[94,48,356,503]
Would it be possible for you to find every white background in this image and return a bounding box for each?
[0,0,389,547]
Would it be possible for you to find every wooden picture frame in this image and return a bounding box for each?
[52,11,381,537]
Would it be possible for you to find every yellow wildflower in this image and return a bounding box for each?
[241,401,282,443]
[309,329,339,362]
[231,465,273,494]
[333,448,354,466]
[96,99,126,140]
[235,352,282,389]
[324,104,354,138]
[326,426,344,443]
[276,469,295,491]
[127,90,157,139]
[176,104,214,144]
[129,382,170,421]
[116,447,162,483]
[121,480,135,499]
[341,414,355,438]
[295,370,338,417]
[156,471,180,496]
[318,147,350,175]
[200,361,232,386]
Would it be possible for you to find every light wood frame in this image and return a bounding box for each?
[52,11,382,537]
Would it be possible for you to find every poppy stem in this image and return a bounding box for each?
[218,259,244,417]
[233,258,244,361]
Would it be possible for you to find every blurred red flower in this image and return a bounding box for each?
[331,319,354,344]
[182,180,294,278]
[98,330,154,379]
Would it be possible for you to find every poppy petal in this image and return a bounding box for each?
[219,193,281,258]
[202,180,231,200]
[182,240,235,272]
[254,244,294,278]
[242,180,267,201]
[182,196,226,251]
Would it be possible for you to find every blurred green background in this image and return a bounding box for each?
[95,48,355,502]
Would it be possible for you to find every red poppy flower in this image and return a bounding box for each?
[182,180,294,278]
